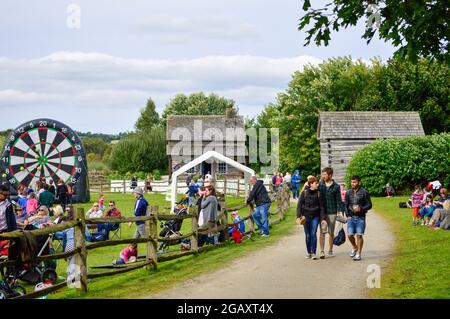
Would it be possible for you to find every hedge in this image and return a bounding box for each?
[345,133,450,196]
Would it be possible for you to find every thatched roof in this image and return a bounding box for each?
[317,112,425,140]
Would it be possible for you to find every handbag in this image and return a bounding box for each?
[333,227,346,246]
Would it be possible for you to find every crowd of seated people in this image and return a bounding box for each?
[410,181,450,230]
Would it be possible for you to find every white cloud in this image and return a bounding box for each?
[0,51,322,133]
[132,16,261,42]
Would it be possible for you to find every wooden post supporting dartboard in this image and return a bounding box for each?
[0,118,90,202]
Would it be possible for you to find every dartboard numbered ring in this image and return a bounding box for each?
[1,119,85,189]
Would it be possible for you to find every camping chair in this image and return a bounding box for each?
[53,238,63,252]
[110,224,121,240]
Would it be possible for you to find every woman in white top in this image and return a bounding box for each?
[86,203,103,219]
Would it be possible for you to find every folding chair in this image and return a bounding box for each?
[110,224,121,240]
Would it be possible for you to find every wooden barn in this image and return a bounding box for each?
[166,115,247,178]
[317,111,425,184]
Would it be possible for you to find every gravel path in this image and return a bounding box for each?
[149,210,393,299]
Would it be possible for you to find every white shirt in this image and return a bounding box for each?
[87,209,103,219]
[430,181,441,190]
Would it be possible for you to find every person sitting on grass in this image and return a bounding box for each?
[418,194,436,226]
[429,200,450,230]
[228,211,245,237]
[434,188,450,209]
[385,183,395,198]
[112,243,138,265]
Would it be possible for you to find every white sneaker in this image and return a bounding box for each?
[353,254,362,261]
[349,249,357,258]
[311,254,318,260]
[305,254,311,259]
[327,251,335,258]
[319,251,325,259]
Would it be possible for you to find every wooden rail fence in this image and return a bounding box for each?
[0,185,291,299]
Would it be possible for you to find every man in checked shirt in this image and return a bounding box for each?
[318,167,344,259]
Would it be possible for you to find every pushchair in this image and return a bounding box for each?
[3,228,58,288]
[158,199,189,253]
[0,241,26,298]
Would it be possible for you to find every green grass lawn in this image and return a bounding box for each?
[371,197,450,299]
[35,192,297,299]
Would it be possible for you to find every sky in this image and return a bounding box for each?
[0,0,396,134]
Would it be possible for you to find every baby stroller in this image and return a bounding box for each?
[0,241,26,299]
[158,199,189,253]
[4,229,58,287]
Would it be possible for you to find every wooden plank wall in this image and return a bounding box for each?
[320,139,375,184]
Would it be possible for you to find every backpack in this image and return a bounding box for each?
[399,202,408,208]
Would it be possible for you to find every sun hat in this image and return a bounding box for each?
[133,187,144,195]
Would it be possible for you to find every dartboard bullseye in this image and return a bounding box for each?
[0,119,90,203]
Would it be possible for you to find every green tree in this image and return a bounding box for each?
[135,98,160,131]
[82,138,109,158]
[110,127,167,174]
[161,92,238,126]
[254,56,449,177]
[299,0,449,62]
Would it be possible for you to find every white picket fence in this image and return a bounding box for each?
[109,176,273,195]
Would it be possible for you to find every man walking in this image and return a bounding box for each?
[247,176,272,237]
[344,176,372,261]
[319,167,344,259]
[128,187,148,238]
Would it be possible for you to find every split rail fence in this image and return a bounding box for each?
[0,185,291,299]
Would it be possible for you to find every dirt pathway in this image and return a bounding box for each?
[149,211,393,299]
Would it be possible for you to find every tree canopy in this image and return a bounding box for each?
[299,0,449,63]
[109,126,166,175]
[135,98,160,131]
[161,92,238,126]
[254,56,449,177]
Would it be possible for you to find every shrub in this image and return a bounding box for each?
[110,127,166,175]
[152,169,161,181]
[345,133,450,196]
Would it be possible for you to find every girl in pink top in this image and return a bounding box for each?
[113,243,138,265]
[26,193,39,215]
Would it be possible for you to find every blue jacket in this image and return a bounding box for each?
[134,195,148,225]
[186,183,199,197]
[291,174,301,187]
[228,216,245,235]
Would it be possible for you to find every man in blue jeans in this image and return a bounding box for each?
[345,175,372,261]
[247,176,272,237]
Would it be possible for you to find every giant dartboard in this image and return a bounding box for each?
[1,119,90,203]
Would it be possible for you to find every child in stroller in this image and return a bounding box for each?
[158,198,189,253]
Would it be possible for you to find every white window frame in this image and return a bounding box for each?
[217,162,228,174]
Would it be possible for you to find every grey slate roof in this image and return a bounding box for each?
[317,112,425,140]
[167,115,245,141]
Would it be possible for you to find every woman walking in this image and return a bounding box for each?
[296,176,325,260]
